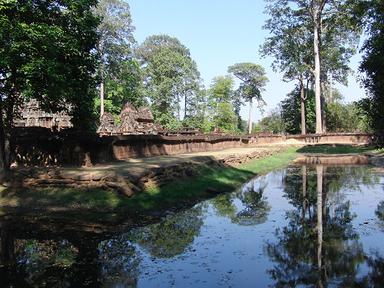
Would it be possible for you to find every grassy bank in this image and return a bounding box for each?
[0,147,299,221]
[297,144,379,154]
[2,144,378,223]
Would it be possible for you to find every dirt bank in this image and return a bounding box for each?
[14,146,285,197]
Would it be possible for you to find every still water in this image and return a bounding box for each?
[1,164,384,287]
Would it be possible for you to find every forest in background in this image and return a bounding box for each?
[1,0,384,178]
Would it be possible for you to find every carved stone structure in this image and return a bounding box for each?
[97,103,162,136]
[14,99,72,130]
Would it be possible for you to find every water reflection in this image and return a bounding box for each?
[128,206,204,258]
[267,165,381,287]
[0,163,384,287]
[211,176,271,226]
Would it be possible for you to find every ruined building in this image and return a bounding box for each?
[97,103,162,136]
[14,99,72,130]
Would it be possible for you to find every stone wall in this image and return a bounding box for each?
[12,128,379,167]
[12,128,248,167]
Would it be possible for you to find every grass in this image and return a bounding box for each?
[297,144,378,154]
[0,147,300,223]
[110,146,300,214]
[1,144,379,224]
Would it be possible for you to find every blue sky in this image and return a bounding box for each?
[129,0,366,121]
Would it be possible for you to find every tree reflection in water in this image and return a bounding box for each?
[211,175,271,226]
[128,206,204,258]
[266,165,382,287]
[0,219,141,288]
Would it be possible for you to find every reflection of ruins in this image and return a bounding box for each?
[266,164,384,287]
[14,99,72,130]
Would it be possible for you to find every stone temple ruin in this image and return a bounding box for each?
[97,103,163,136]
[14,99,72,130]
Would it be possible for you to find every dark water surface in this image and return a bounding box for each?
[1,164,384,287]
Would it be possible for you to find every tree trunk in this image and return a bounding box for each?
[316,164,324,287]
[100,80,105,116]
[0,229,15,265]
[300,80,307,135]
[302,165,307,221]
[314,12,323,134]
[184,95,187,120]
[248,98,253,134]
[0,96,6,183]
[321,94,327,133]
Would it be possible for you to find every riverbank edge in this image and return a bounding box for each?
[1,144,382,224]
[0,146,299,221]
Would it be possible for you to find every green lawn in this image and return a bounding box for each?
[297,144,378,154]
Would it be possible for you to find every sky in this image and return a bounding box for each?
[129,0,367,121]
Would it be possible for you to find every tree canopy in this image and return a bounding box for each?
[263,0,362,134]
[136,34,201,129]
[0,0,99,179]
[359,0,384,132]
[228,63,268,134]
[94,0,141,116]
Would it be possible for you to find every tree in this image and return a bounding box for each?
[263,0,362,134]
[0,0,99,181]
[209,75,235,103]
[360,0,384,132]
[281,87,316,134]
[94,0,136,116]
[261,12,313,135]
[94,59,144,116]
[257,108,285,134]
[228,63,268,134]
[136,35,201,129]
[212,102,238,133]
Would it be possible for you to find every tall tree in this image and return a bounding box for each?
[281,87,316,134]
[208,75,243,130]
[263,0,362,134]
[261,12,313,135]
[228,63,268,134]
[94,0,136,116]
[0,0,99,181]
[136,35,201,129]
[360,0,384,132]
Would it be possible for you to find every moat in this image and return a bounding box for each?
[1,163,384,287]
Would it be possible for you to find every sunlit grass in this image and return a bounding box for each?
[298,144,377,154]
[1,144,377,222]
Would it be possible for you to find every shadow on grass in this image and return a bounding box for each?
[0,147,299,226]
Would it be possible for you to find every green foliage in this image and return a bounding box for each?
[360,0,384,132]
[228,63,268,103]
[94,0,143,116]
[257,109,285,134]
[129,207,203,258]
[297,144,377,154]
[137,35,201,127]
[209,75,235,102]
[95,0,135,74]
[262,0,363,134]
[281,87,316,134]
[212,102,238,133]
[326,101,371,133]
[0,0,99,129]
[94,59,145,115]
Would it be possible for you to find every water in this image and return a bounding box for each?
[1,164,384,287]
